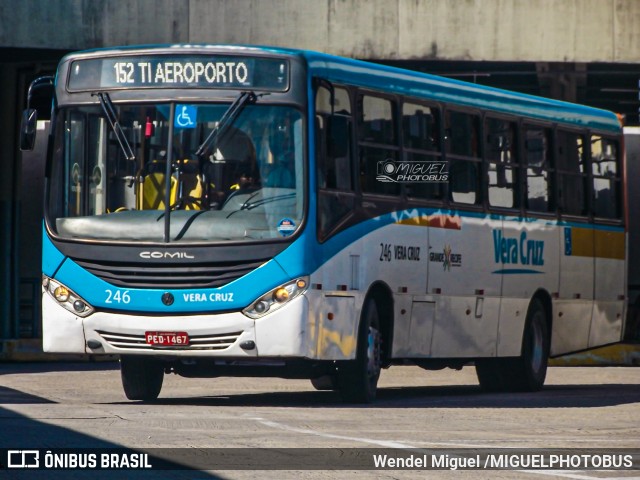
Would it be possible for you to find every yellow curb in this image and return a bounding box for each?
[550,343,640,366]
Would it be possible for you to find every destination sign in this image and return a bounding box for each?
[67,55,289,92]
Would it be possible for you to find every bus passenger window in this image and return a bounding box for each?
[445,110,480,205]
[404,151,445,200]
[402,101,444,201]
[556,130,587,216]
[450,160,479,204]
[485,117,518,208]
[591,135,621,219]
[358,94,399,196]
[524,126,552,213]
[315,86,353,191]
[402,103,439,151]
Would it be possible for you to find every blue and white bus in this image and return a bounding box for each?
[21,45,626,402]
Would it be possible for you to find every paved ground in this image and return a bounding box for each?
[0,361,638,479]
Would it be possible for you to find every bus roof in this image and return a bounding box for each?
[300,50,621,134]
[61,44,622,134]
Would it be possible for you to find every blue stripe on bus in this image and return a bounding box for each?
[44,207,625,311]
[492,269,544,275]
[42,228,66,277]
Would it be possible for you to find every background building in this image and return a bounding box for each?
[1,0,639,353]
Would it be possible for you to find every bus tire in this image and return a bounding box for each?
[336,298,382,403]
[310,375,338,391]
[120,355,164,401]
[510,298,550,391]
[475,298,549,392]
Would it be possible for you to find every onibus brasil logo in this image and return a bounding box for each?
[376,160,448,183]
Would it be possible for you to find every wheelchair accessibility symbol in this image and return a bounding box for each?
[174,104,197,129]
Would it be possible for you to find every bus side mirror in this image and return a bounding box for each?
[327,115,349,158]
[21,75,55,152]
[20,108,38,151]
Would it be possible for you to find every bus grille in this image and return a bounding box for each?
[96,330,243,351]
[74,258,265,289]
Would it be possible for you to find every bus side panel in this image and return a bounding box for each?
[309,237,363,361]
[499,218,558,356]
[430,296,500,357]
[496,297,527,356]
[590,228,625,346]
[429,214,501,357]
[373,220,429,356]
[389,219,430,357]
[313,293,357,360]
[554,225,595,354]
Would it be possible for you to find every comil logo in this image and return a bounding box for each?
[7,450,40,468]
[139,251,195,260]
[376,160,448,183]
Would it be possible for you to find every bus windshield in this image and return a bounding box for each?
[48,101,305,243]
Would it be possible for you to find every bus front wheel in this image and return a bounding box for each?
[120,355,164,401]
[336,298,382,403]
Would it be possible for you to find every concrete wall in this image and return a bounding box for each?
[1,0,640,62]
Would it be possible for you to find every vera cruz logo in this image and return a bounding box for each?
[492,229,545,274]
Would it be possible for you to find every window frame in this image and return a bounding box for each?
[400,98,445,204]
[356,89,401,198]
[483,113,521,213]
[442,107,483,209]
[554,126,589,220]
[588,132,623,224]
[522,121,555,216]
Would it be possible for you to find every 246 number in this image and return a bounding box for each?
[105,289,131,304]
[379,243,392,262]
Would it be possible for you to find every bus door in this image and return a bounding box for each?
[314,84,360,358]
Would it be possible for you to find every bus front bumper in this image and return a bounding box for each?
[42,293,313,358]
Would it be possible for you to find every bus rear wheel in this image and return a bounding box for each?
[336,298,382,403]
[476,298,549,392]
[120,355,164,401]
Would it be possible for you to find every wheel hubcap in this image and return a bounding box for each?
[367,326,382,380]
[530,313,544,373]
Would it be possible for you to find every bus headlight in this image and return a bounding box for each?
[243,277,308,319]
[43,275,94,317]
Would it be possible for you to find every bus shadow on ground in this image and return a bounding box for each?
[0,361,119,376]
[0,393,224,479]
[0,411,226,479]
[118,383,640,409]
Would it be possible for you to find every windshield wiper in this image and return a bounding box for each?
[93,92,135,161]
[226,192,296,218]
[195,91,257,159]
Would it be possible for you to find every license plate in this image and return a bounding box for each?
[145,331,189,346]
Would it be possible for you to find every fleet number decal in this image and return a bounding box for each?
[104,290,234,304]
[105,290,131,304]
[379,243,421,262]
